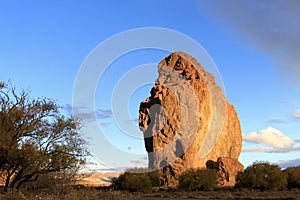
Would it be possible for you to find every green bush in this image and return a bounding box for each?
[284,166,300,189]
[112,168,160,192]
[235,161,287,190]
[178,168,218,191]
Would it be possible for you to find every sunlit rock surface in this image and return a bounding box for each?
[139,52,243,186]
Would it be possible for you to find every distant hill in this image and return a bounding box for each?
[76,172,122,187]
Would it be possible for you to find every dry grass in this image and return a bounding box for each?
[0,189,128,200]
[0,188,299,200]
[136,188,300,199]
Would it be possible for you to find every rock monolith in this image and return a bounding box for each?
[139,52,243,186]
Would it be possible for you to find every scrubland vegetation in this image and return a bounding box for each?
[1,162,300,199]
[1,82,300,199]
[110,162,300,199]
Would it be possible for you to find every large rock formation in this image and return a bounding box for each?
[139,52,243,186]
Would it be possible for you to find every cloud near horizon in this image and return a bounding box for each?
[243,127,300,153]
[264,119,287,125]
[291,109,300,118]
[243,146,300,153]
[294,139,300,143]
[130,160,147,166]
[64,104,113,122]
[277,158,300,168]
[201,0,300,87]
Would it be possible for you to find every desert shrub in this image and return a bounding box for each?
[112,168,160,192]
[22,172,76,195]
[146,170,160,187]
[178,168,218,191]
[284,166,300,189]
[235,161,287,190]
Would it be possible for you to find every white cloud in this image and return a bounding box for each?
[99,122,111,128]
[64,104,113,122]
[264,119,287,125]
[243,146,300,153]
[130,160,147,166]
[291,109,300,118]
[83,160,127,173]
[243,127,293,149]
[277,158,300,168]
[294,139,300,143]
[280,101,298,106]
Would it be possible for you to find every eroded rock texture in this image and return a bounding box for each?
[139,52,243,186]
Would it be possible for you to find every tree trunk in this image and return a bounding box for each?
[4,174,13,192]
[4,168,17,192]
[15,173,38,190]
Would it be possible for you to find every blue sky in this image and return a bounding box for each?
[1,0,300,170]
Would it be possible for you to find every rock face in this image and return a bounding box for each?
[206,157,244,187]
[139,52,243,186]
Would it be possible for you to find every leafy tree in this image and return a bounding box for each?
[284,166,300,189]
[178,168,218,191]
[235,161,287,190]
[0,82,88,191]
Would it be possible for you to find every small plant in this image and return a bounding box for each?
[178,168,218,191]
